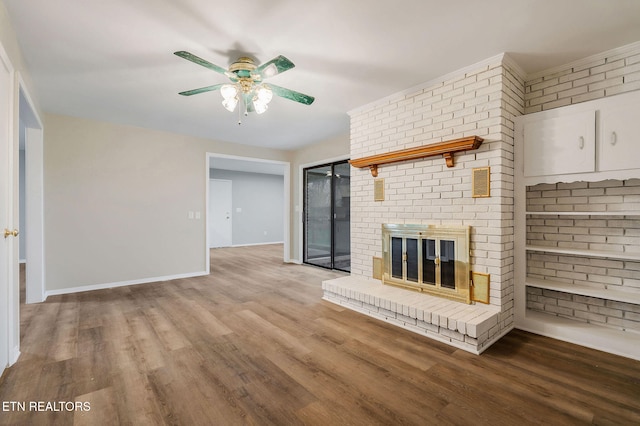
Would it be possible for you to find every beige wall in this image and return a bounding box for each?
[0,3,41,119]
[288,133,350,261]
[43,113,291,291]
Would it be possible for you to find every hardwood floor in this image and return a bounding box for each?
[2,244,640,425]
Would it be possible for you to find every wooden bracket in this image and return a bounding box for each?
[443,153,454,168]
[349,136,483,176]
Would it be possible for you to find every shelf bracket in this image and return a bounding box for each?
[443,152,454,168]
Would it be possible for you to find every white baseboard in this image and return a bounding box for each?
[10,345,20,365]
[45,270,209,298]
[230,241,284,248]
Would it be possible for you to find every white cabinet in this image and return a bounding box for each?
[519,90,640,185]
[522,110,595,177]
[599,99,640,172]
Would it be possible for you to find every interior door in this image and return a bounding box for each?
[0,48,12,371]
[209,179,232,248]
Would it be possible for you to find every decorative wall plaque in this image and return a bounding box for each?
[374,178,385,201]
[372,257,383,280]
[471,272,490,304]
[472,167,490,198]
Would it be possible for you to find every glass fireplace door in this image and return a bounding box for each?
[303,160,350,272]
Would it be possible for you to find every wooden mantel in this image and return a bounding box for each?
[349,136,484,177]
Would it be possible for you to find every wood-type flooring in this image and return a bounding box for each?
[1,244,639,425]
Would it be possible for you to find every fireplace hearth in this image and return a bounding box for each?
[382,224,471,303]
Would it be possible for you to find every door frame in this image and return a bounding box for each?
[19,76,45,305]
[298,155,349,266]
[205,153,290,273]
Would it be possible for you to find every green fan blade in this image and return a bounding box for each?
[174,51,228,75]
[267,84,315,105]
[256,56,295,78]
[178,83,225,96]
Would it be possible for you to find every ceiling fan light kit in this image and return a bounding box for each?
[174,51,314,124]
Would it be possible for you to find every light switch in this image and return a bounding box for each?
[188,211,194,219]
[236,207,242,213]
[195,211,201,219]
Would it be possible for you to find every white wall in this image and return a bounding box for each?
[209,169,284,246]
[43,113,290,293]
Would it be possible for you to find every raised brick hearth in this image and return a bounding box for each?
[323,276,504,354]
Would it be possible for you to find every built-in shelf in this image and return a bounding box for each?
[525,276,640,304]
[519,309,640,361]
[526,244,640,261]
[526,210,640,216]
[349,136,483,177]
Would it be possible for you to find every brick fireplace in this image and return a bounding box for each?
[322,53,525,354]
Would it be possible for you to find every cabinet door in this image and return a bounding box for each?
[523,110,596,177]
[599,100,640,172]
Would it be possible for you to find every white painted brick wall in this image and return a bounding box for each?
[348,55,525,344]
[527,287,640,333]
[525,180,640,293]
[525,42,640,113]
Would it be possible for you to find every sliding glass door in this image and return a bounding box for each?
[332,162,351,271]
[303,160,350,272]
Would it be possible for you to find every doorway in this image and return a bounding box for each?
[303,160,350,272]
[19,85,45,305]
[209,179,233,248]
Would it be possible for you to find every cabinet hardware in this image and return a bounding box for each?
[579,136,585,149]
[611,131,617,146]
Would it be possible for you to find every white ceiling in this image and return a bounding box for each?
[5,0,640,150]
